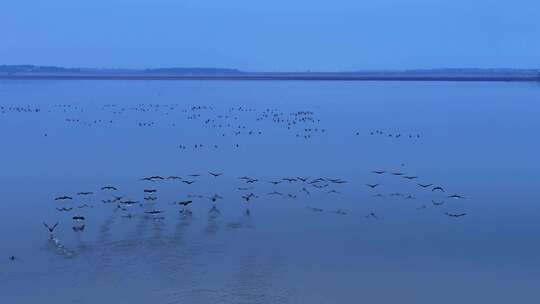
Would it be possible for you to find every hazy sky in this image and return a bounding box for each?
[1,0,539,70]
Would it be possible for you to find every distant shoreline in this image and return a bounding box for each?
[1,73,538,82]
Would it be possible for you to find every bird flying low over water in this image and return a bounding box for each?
[175,200,193,206]
[77,192,93,195]
[55,196,72,201]
[145,210,164,215]
[43,222,59,233]
[366,184,380,189]
[432,186,445,192]
[101,186,117,191]
[445,212,467,218]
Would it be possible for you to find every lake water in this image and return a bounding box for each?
[1,80,539,303]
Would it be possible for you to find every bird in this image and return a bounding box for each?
[182,180,195,185]
[209,172,222,177]
[77,192,93,195]
[144,189,157,193]
[269,181,282,185]
[55,196,73,201]
[366,212,378,219]
[9,256,16,261]
[144,196,157,201]
[167,176,182,180]
[209,194,223,202]
[72,225,85,232]
[403,176,418,180]
[43,222,59,233]
[145,210,164,215]
[56,207,72,212]
[72,215,85,221]
[432,186,445,192]
[448,194,465,199]
[176,200,193,207]
[366,184,380,189]
[392,172,404,176]
[445,212,467,218]
[417,183,433,188]
[101,186,117,191]
[372,170,386,174]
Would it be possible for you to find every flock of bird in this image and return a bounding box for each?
[3,102,461,263]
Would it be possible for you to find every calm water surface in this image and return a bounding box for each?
[0,80,539,303]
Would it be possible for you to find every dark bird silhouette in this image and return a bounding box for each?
[403,176,418,180]
[242,193,256,202]
[9,256,16,261]
[101,186,117,191]
[72,215,85,221]
[392,172,404,176]
[366,184,380,189]
[209,172,223,177]
[417,183,433,188]
[56,207,73,212]
[246,178,259,184]
[432,186,445,192]
[77,192,93,195]
[176,200,193,207]
[144,189,157,193]
[182,180,195,185]
[144,196,157,201]
[43,222,59,233]
[55,196,73,201]
[445,212,467,218]
[372,170,386,174]
[145,210,164,215]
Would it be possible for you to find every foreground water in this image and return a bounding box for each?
[0,80,539,303]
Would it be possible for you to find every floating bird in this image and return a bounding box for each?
[43,222,59,233]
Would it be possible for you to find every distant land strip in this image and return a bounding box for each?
[0,65,538,82]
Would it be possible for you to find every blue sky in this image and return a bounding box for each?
[1,0,539,70]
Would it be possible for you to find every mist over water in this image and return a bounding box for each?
[1,80,539,303]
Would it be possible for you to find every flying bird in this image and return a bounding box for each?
[372,170,386,174]
[209,172,223,177]
[43,222,59,233]
[366,184,380,189]
[417,183,433,188]
[55,196,73,201]
[101,186,117,191]
[432,186,445,192]
[445,212,467,218]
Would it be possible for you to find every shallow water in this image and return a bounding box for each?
[1,80,539,303]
